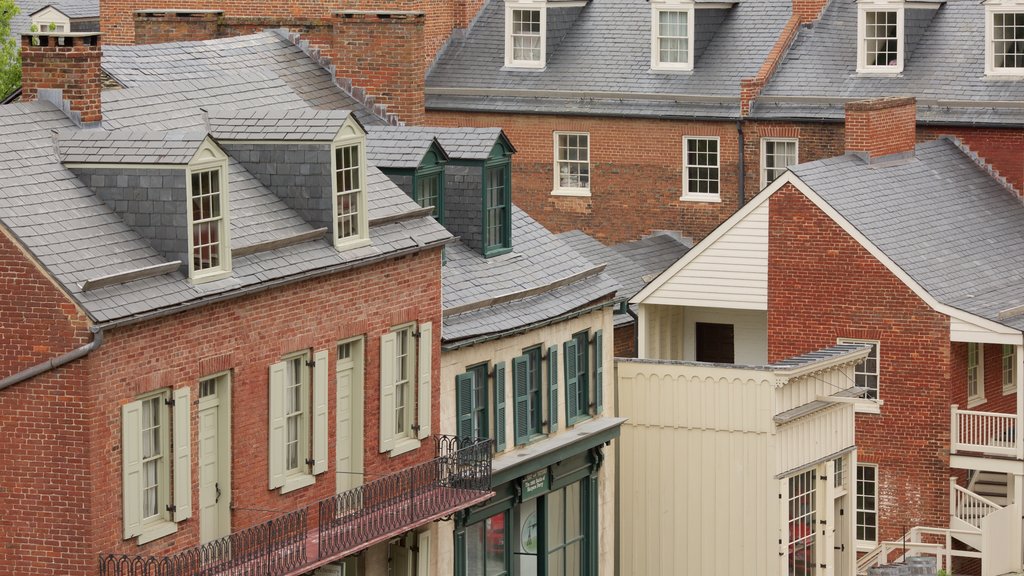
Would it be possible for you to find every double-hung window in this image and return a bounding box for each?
[651,6,694,70]
[838,339,880,406]
[968,342,986,406]
[513,346,545,445]
[335,144,364,245]
[380,322,433,456]
[682,137,720,201]
[416,170,443,221]
[484,160,512,256]
[856,464,878,547]
[988,8,1024,75]
[761,138,798,188]
[506,5,545,68]
[283,355,308,474]
[269,349,329,493]
[553,132,590,195]
[187,161,231,283]
[1004,345,1018,394]
[858,4,903,73]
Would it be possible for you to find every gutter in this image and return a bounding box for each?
[0,325,103,391]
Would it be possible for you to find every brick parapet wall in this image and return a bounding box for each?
[767,183,953,541]
[19,33,102,124]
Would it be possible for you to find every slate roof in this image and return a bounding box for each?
[206,108,356,142]
[790,138,1024,332]
[365,127,445,170]
[368,126,509,161]
[426,0,791,118]
[58,128,208,164]
[754,0,1024,125]
[557,230,691,326]
[442,206,620,345]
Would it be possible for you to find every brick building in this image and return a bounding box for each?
[0,30,498,576]
[631,97,1024,575]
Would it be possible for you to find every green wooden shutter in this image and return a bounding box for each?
[312,350,329,475]
[379,332,397,453]
[594,330,604,414]
[172,387,192,522]
[456,372,474,441]
[454,529,467,576]
[267,361,287,490]
[547,345,559,433]
[512,355,530,445]
[564,338,579,424]
[417,322,433,439]
[494,362,507,451]
[122,400,143,539]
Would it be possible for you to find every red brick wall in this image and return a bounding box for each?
[614,323,636,358]
[743,120,845,197]
[426,110,742,243]
[949,342,1017,415]
[918,126,1024,197]
[767,183,953,540]
[133,11,221,44]
[844,97,917,160]
[19,34,102,124]
[0,229,94,576]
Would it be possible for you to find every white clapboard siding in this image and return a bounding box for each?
[644,202,768,310]
[777,403,855,475]
[775,364,854,415]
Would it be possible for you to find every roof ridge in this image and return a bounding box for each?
[941,135,1023,202]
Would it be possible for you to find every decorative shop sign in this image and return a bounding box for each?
[521,469,549,501]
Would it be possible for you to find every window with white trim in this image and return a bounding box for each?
[553,132,590,195]
[283,355,308,474]
[1004,344,1018,394]
[268,350,329,494]
[838,339,880,401]
[857,5,903,73]
[856,464,878,546]
[380,322,433,457]
[188,166,230,282]
[651,6,694,71]
[334,143,365,246]
[682,137,720,200]
[761,138,798,188]
[140,395,167,524]
[968,342,985,405]
[787,470,816,576]
[506,5,545,68]
[988,9,1024,75]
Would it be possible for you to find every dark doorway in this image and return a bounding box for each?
[695,322,735,364]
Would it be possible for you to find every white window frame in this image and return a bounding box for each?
[332,124,371,252]
[187,143,231,284]
[552,131,591,196]
[505,3,546,69]
[650,4,696,71]
[283,353,309,478]
[968,342,986,407]
[855,463,879,549]
[856,2,904,75]
[838,338,882,413]
[139,392,171,533]
[986,5,1024,76]
[681,136,721,202]
[760,138,799,189]
[1004,344,1018,395]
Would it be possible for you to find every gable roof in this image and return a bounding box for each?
[206,108,359,142]
[368,126,513,162]
[426,0,791,119]
[366,128,447,170]
[57,128,209,164]
[754,0,1024,125]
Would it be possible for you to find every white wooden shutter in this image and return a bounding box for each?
[379,332,397,453]
[312,350,329,475]
[172,387,192,522]
[417,322,433,439]
[268,361,287,489]
[122,400,143,539]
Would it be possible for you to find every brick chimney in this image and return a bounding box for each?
[20,33,102,125]
[134,10,223,44]
[333,10,426,125]
[844,97,918,161]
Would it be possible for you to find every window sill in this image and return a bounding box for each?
[679,193,721,203]
[856,541,878,553]
[967,396,988,410]
[551,188,591,197]
[1004,385,1017,396]
[855,401,882,415]
[389,438,421,458]
[280,473,315,495]
[855,68,903,76]
[650,64,694,73]
[190,268,232,285]
[502,63,546,71]
[335,237,372,252]
[137,519,177,545]
[567,414,591,427]
[514,432,548,449]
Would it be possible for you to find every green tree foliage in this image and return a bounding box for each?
[0,0,20,99]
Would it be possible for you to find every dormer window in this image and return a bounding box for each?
[187,141,231,283]
[651,4,694,71]
[483,141,514,257]
[858,2,904,73]
[332,131,370,250]
[506,3,545,68]
[987,4,1024,75]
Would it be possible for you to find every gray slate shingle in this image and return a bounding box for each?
[58,128,207,164]
[207,108,355,142]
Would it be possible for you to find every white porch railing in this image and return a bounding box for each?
[855,526,983,575]
[950,405,1018,457]
[950,478,1003,530]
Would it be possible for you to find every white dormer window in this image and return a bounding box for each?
[651,4,695,71]
[187,141,231,283]
[857,2,904,74]
[332,123,371,251]
[505,3,546,68]
[987,4,1024,76]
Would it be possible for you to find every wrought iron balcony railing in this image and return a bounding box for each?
[99,435,493,576]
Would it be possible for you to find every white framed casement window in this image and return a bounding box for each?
[1004,344,1018,394]
[987,6,1024,76]
[682,136,721,201]
[187,140,231,284]
[505,3,546,68]
[122,387,191,544]
[968,342,986,407]
[332,127,371,251]
[855,463,878,549]
[552,132,591,196]
[380,322,433,457]
[760,138,798,189]
[838,338,881,413]
[857,3,904,74]
[651,5,695,71]
[268,350,329,494]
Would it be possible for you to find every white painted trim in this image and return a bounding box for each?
[950,453,1024,474]
[280,473,315,494]
[854,463,879,549]
[331,120,372,252]
[505,3,547,69]
[967,343,987,407]
[186,158,231,284]
[759,137,799,190]
[552,131,592,196]
[856,3,905,75]
[650,4,696,72]
[137,519,177,545]
[389,437,421,458]
[985,6,1024,77]
[681,135,722,201]
[838,338,881,404]
[1002,344,1017,395]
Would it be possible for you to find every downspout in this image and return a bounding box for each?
[736,120,746,207]
[626,305,640,358]
[0,325,103,391]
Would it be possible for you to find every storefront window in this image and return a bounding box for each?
[466,511,509,576]
[547,482,584,576]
